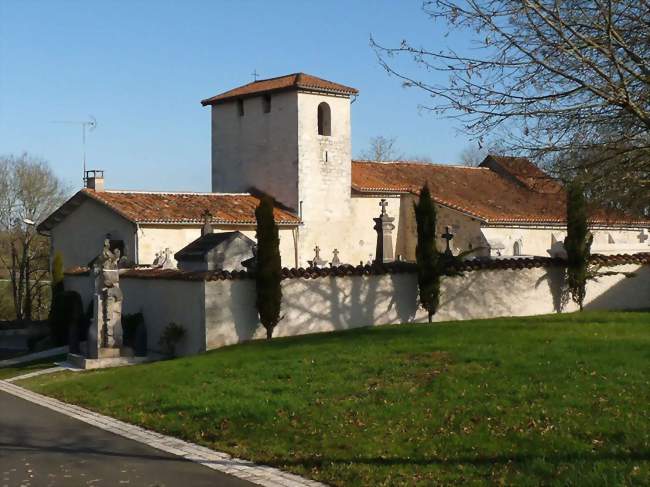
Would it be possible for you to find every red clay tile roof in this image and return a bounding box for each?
[38,189,300,232]
[480,155,563,194]
[201,72,358,106]
[351,160,648,226]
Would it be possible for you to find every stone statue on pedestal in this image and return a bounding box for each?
[88,238,124,358]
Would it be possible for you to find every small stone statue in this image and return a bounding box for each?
[201,209,213,236]
[161,248,175,269]
[153,248,176,269]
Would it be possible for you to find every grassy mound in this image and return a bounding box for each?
[21,311,650,486]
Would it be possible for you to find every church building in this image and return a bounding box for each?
[38,73,650,269]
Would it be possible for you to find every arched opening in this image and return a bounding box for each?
[513,241,522,256]
[317,102,331,136]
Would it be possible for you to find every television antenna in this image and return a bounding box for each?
[51,116,97,181]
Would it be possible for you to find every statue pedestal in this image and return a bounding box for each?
[98,348,121,359]
[67,352,151,370]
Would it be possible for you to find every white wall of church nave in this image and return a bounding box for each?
[136,225,298,268]
[392,194,485,261]
[50,198,135,268]
[211,91,300,210]
[481,226,649,257]
[296,92,352,266]
[344,196,402,265]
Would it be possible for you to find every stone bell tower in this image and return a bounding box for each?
[202,73,358,266]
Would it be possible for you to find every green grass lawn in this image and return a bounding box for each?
[20,312,650,486]
[0,354,66,380]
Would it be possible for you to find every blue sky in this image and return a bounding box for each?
[0,0,475,192]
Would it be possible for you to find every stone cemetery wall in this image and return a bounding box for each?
[65,255,650,357]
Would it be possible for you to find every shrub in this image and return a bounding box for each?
[159,322,185,357]
[49,290,83,347]
[122,312,144,348]
[122,312,147,356]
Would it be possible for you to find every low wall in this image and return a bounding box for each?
[204,262,649,349]
[64,272,205,356]
[64,255,650,356]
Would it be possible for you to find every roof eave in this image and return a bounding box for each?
[202,86,358,107]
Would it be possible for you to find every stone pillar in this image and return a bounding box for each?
[374,199,395,263]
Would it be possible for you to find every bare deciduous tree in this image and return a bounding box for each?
[358,135,433,163]
[371,0,650,214]
[0,154,67,321]
[358,135,404,162]
[458,140,507,166]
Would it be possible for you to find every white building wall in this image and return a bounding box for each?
[50,199,135,268]
[481,226,649,257]
[136,224,296,268]
[211,91,299,210]
[346,195,401,265]
[296,92,352,267]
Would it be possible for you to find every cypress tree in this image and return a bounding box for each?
[254,196,283,339]
[564,180,593,311]
[414,184,440,323]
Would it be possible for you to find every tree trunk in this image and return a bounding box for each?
[23,239,32,321]
[266,327,273,340]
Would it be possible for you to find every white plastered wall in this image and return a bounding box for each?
[136,225,297,268]
[50,198,135,268]
[296,92,352,267]
[481,226,650,257]
[211,91,300,210]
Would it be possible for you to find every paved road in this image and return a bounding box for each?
[0,391,255,487]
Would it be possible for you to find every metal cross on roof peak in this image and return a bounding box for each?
[251,69,259,82]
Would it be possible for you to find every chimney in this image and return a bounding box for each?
[84,170,105,192]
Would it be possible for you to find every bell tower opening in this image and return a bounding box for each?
[317,102,331,136]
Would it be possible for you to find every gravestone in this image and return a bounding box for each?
[441,225,454,257]
[373,199,395,263]
[331,248,341,266]
[309,246,327,268]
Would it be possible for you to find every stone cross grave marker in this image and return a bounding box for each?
[309,245,327,268]
[331,248,341,266]
[441,225,454,256]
